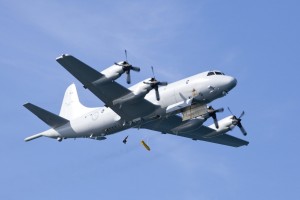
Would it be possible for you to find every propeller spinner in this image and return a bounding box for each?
[143,66,168,101]
[115,50,140,84]
[228,107,247,136]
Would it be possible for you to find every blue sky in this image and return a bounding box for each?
[1,0,300,199]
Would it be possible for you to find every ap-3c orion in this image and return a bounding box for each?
[24,53,249,147]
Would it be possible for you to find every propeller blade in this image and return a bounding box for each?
[155,86,160,101]
[228,107,234,115]
[151,66,155,79]
[126,71,131,84]
[238,111,245,119]
[143,81,151,85]
[115,50,141,84]
[131,66,141,72]
[158,82,168,86]
[125,49,128,62]
[237,123,247,136]
[207,106,221,129]
[215,108,224,113]
[211,113,219,129]
[143,66,166,101]
[227,107,248,136]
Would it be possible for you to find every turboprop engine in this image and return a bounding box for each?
[203,112,247,138]
[98,61,140,84]
[101,63,127,81]
[112,79,153,105]
[112,77,167,106]
[203,116,236,138]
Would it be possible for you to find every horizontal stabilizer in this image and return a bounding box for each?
[24,103,69,128]
[24,133,43,142]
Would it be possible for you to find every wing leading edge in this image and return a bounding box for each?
[141,115,249,147]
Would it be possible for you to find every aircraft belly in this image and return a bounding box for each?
[55,124,77,138]
[66,109,121,138]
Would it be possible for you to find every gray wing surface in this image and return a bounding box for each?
[56,54,157,120]
[141,115,249,147]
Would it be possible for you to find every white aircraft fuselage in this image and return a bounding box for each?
[26,70,237,142]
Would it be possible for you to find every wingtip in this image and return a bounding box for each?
[23,102,31,107]
[241,141,249,147]
[56,54,71,60]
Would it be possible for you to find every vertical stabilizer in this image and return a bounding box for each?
[59,84,96,120]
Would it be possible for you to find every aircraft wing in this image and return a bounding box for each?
[141,115,249,147]
[56,54,157,121]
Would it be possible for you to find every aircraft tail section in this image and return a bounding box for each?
[59,83,95,120]
[24,103,69,129]
[24,84,96,142]
[24,129,60,142]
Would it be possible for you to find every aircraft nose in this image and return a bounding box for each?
[227,76,237,90]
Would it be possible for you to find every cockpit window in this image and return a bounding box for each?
[207,71,225,76]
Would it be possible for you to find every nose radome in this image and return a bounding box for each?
[227,76,237,90]
[231,77,237,87]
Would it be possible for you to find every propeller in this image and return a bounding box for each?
[143,66,168,101]
[115,50,140,84]
[228,107,247,136]
[207,106,224,129]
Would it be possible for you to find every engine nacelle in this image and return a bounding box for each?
[85,64,124,88]
[203,116,235,138]
[132,79,153,95]
[171,117,206,134]
[112,79,152,105]
[100,63,125,82]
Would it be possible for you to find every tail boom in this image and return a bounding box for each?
[24,133,43,142]
[24,129,61,142]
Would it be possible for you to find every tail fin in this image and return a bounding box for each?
[59,83,95,120]
[24,103,69,128]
